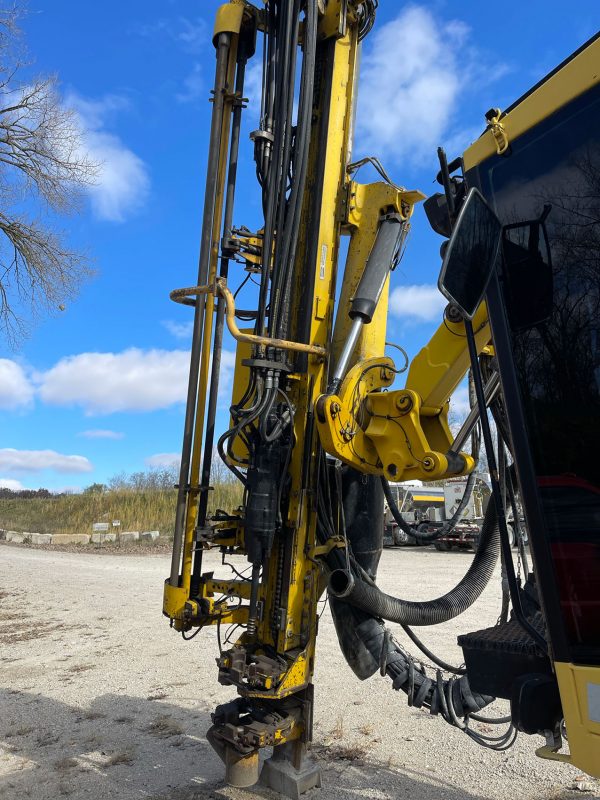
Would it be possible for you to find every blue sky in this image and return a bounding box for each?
[0,1,597,491]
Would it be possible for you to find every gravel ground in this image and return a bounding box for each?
[0,542,597,800]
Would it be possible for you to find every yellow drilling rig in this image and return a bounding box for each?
[163,2,600,794]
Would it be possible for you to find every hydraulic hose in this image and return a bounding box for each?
[334,605,494,718]
[382,470,476,543]
[329,496,499,626]
[322,465,494,724]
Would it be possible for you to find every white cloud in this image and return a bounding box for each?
[134,15,207,54]
[36,348,237,415]
[78,429,124,440]
[219,350,236,406]
[244,59,263,112]
[0,359,34,410]
[389,284,447,323]
[450,386,471,418]
[355,7,508,167]
[145,452,181,469]
[0,478,25,490]
[67,93,150,222]
[37,348,190,414]
[356,7,466,164]
[177,63,203,104]
[176,17,207,53]
[0,449,92,474]
[162,319,194,340]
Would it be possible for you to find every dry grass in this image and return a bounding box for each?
[54,757,78,772]
[105,749,135,766]
[0,481,242,537]
[37,732,60,747]
[330,715,344,740]
[80,710,105,720]
[4,724,34,738]
[317,743,368,763]
[147,715,184,738]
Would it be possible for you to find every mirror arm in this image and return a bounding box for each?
[437,146,457,223]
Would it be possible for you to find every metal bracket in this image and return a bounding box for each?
[318,0,348,40]
[485,107,509,155]
[309,538,346,559]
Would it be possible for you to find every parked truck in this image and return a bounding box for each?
[384,477,490,550]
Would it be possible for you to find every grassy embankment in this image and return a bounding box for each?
[0,482,243,537]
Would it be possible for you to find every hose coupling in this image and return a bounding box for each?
[329,569,355,599]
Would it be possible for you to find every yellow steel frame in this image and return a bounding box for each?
[165,3,363,716]
[543,663,600,776]
[317,297,490,482]
[257,18,361,692]
[163,4,245,627]
[165,0,600,782]
[463,36,600,171]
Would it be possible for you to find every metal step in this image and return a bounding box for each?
[458,612,551,698]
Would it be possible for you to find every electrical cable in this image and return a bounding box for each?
[181,625,203,641]
[401,624,467,675]
[348,155,398,188]
[384,341,409,372]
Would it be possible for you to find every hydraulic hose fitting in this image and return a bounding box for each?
[329,569,355,599]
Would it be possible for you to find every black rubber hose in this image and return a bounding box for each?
[323,463,494,720]
[382,470,476,542]
[400,623,466,675]
[329,497,499,626]
[354,611,493,717]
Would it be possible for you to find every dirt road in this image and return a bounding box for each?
[0,544,594,800]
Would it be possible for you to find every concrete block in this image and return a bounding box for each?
[6,531,25,543]
[119,531,139,543]
[28,532,53,545]
[141,530,160,542]
[91,532,117,544]
[51,533,90,545]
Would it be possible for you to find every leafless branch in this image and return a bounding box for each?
[0,2,99,342]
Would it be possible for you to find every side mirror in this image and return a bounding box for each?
[438,187,502,319]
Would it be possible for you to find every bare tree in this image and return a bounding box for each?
[0,4,98,342]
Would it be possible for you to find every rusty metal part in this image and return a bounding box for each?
[207,696,304,763]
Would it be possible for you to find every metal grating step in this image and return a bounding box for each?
[458,612,546,657]
[458,612,551,699]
